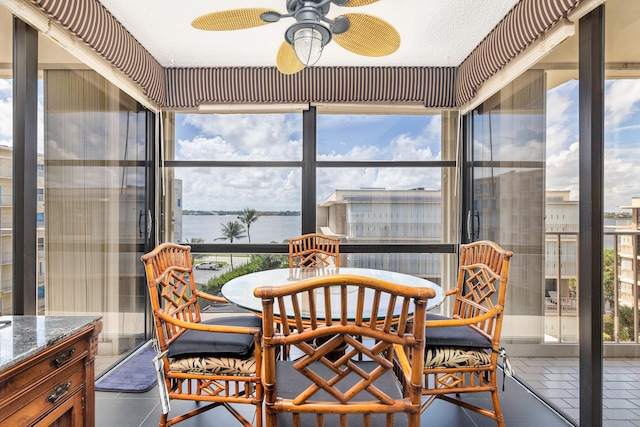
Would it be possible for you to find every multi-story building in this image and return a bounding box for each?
[320,187,638,344]
[0,146,45,314]
[318,188,442,282]
[617,198,640,308]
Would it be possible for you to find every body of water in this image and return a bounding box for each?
[181,214,301,244]
[181,215,626,247]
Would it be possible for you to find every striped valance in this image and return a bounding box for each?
[455,0,582,106]
[28,0,587,110]
[164,66,456,109]
[31,0,166,106]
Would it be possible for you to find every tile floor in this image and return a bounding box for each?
[95,355,640,427]
[93,307,640,426]
[95,354,574,427]
[510,357,640,427]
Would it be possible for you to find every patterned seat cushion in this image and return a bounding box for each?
[170,352,257,375]
[424,346,491,368]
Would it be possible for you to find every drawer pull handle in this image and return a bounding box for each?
[51,348,75,368]
[46,381,71,404]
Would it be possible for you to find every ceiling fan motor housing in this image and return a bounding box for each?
[286,0,331,16]
[284,0,333,47]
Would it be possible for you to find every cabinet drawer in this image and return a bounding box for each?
[0,332,89,403]
[34,389,84,427]
[0,361,85,425]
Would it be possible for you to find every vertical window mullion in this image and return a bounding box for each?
[578,5,605,427]
[12,18,38,315]
[302,107,316,234]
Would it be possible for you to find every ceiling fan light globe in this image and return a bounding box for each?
[293,27,324,66]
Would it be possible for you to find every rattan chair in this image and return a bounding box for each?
[255,274,435,427]
[141,243,263,427]
[404,240,513,426]
[288,233,340,268]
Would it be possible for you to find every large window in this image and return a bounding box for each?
[166,110,458,294]
[604,0,640,347]
[467,2,640,423]
[170,113,303,245]
[466,20,580,422]
[42,67,151,362]
[0,7,153,372]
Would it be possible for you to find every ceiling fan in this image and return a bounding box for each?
[191,0,400,74]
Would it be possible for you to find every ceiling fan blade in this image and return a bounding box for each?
[343,0,380,6]
[333,13,400,57]
[276,42,304,75]
[191,8,278,31]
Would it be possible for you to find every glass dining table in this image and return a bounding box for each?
[221,267,444,320]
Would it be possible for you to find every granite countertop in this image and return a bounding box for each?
[0,315,102,372]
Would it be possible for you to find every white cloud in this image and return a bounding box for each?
[317,115,382,128]
[0,79,11,92]
[319,144,382,160]
[176,166,301,211]
[175,114,447,210]
[498,137,545,160]
[605,80,640,128]
[546,82,579,164]
[545,140,640,211]
[0,96,12,140]
[547,84,574,127]
[543,79,640,210]
[604,153,640,210]
[387,116,442,161]
[389,133,438,161]
[546,141,580,199]
[0,85,44,150]
[181,114,301,159]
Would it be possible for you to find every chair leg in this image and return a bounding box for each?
[255,402,263,427]
[407,412,421,427]
[265,409,277,427]
[491,388,505,427]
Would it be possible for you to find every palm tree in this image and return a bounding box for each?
[185,237,206,260]
[238,208,259,243]
[215,221,246,268]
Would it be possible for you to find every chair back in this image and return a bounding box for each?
[288,233,340,268]
[141,243,201,351]
[255,274,435,427]
[452,240,513,349]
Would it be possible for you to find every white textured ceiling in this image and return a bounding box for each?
[96,0,520,68]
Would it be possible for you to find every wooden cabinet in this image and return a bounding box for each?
[0,316,102,427]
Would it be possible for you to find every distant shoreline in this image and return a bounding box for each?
[184,211,629,218]
[183,211,300,216]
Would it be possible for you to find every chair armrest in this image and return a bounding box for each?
[155,310,261,336]
[194,289,228,304]
[444,288,459,297]
[426,306,503,328]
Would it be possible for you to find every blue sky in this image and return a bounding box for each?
[174,112,443,210]
[1,77,639,212]
[0,79,11,147]
[546,79,640,211]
